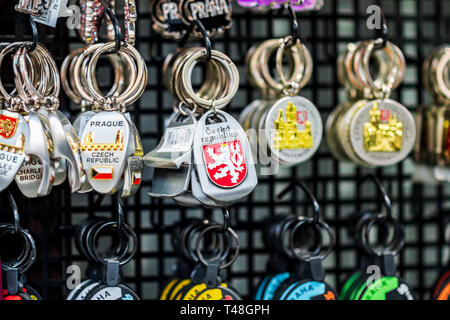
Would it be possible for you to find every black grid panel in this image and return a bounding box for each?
[0,0,450,300]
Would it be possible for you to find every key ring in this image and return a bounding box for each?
[288,216,335,262]
[195,224,240,270]
[86,41,147,108]
[179,48,239,110]
[275,35,313,96]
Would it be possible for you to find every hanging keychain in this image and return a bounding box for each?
[158,213,241,300]
[254,181,337,300]
[340,174,414,300]
[0,191,41,300]
[66,197,139,300]
[240,5,320,171]
[145,20,257,207]
[431,211,450,300]
[75,9,147,196]
[327,12,415,167]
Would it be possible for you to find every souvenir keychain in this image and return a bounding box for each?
[145,23,257,207]
[413,45,450,183]
[340,175,414,300]
[158,214,242,300]
[0,191,42,300]
[66,198,139,300]
[236,0,323,11]
[240,5,321,171]
[327,16,415,167]
[254,181,337,300]
[72,8,147,196]
[151,0,232,40]
[0,31,81,197]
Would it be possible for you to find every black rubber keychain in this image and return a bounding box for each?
[0,190,41,300]
[340,174,414,300]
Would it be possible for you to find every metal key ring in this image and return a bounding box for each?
[180,48,239,110]
[166,48,225,100]
[83,218,130,263]
[15,44,61,109]
[288,216,335,262]
[73,43,117,103]
[62,47,126,105]
[175,48,233,110]
[0,224,30,267]
[86,41,147,107]
[360,213,405,257]
[359,40,405,98]
[0,226,36,272]
[12,46,49,109]
[434,47,450,100]
[248,38,284,92]
[7,43,48,105]
[259,37,304,95]
[275,35,313,95]
[195,224,240,270]
[185,220,230,263]
[177,55,229,105]
[276,215,323,259]
[89,220,137,265]
[0,42,35,104]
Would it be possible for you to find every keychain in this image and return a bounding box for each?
[71,9,147,196]
[413,45,450,183]
[0,191,41,300]
[145,38,257,207]
[339,175,414,300]
[158,214,241,300]
[66,197,139,300]
[254,181,337,300]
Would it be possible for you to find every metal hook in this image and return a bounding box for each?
[5,191,20,233]
[219,208,230,233]
[283,2,301,43]
[358,174,392,220]
[101,8,122,54]
[22,14,38,52]
[374,8,388,48]
[193,19,212,62]
[115,195,124,230]
[276,181,320,225]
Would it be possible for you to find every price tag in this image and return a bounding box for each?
[31,0,62,27]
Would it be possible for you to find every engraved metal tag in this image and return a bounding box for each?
[23,112,53,196]
[152,0,232,40]
[40,109,83,192]
[350,99,416,167]
[73,110,96,137]
[144,111,196,169]
[80,111,130,194]
[264,96,323,166]
[121,115,144,198]
[173,190,202,207]
[190,167,226,208]
[73,111,96,193]
[193,109,257,203]
[15,156,47,198]
[0,110,29,192]
[152,0,187,40]
[148,166,191,198]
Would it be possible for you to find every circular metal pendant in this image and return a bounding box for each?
[326,102,351,162]
[350,99,416,166]
[264,96,322,166]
